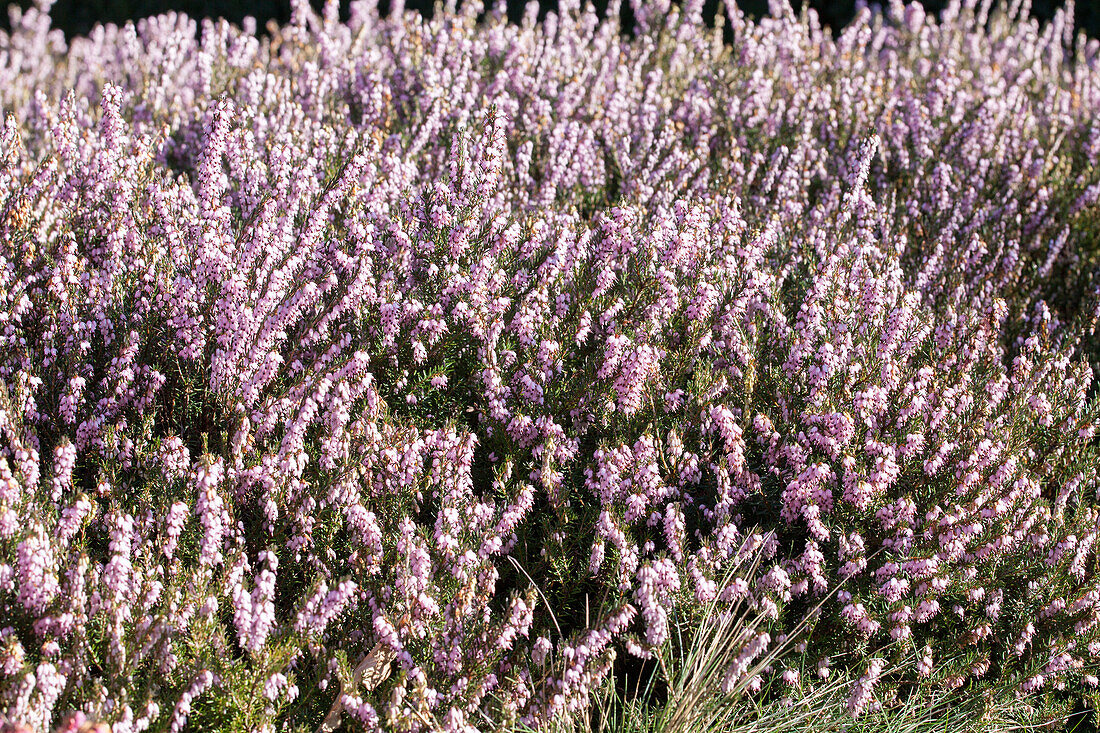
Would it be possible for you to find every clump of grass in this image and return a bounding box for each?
[528,551,1092,733]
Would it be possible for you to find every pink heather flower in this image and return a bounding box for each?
[163,502,189,560]
[0,628,25,677]
[496,596,534,652]
[169,670,215,733]
[634,559,680,648]
[841,601,881,637]
[372,613,402,652]
[663,504,686,562]
[1020,674,1045,693]
[663,389,685,412]
[55,493,94,547]
[194,460,226,568]
[158,436,191,481]
[1014,622,1036,657]
[59,376,85,425]
[531,637,552,668]
[847,658,885,717]
[16,526,58,615]
[264,673,288,702]
[49,441,77,501]
[722,632,770,693]
[242,551,279,654]
[917,645,933,677]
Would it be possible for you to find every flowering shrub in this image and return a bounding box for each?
[1,0,1100,730]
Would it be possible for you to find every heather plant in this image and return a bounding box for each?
[2,0,1100,731]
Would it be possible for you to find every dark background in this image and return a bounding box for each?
[1,0,1097,44]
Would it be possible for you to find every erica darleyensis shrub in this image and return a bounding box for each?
[2,0,1100,729]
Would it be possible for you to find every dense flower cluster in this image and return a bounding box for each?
[1,0,1100,729]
